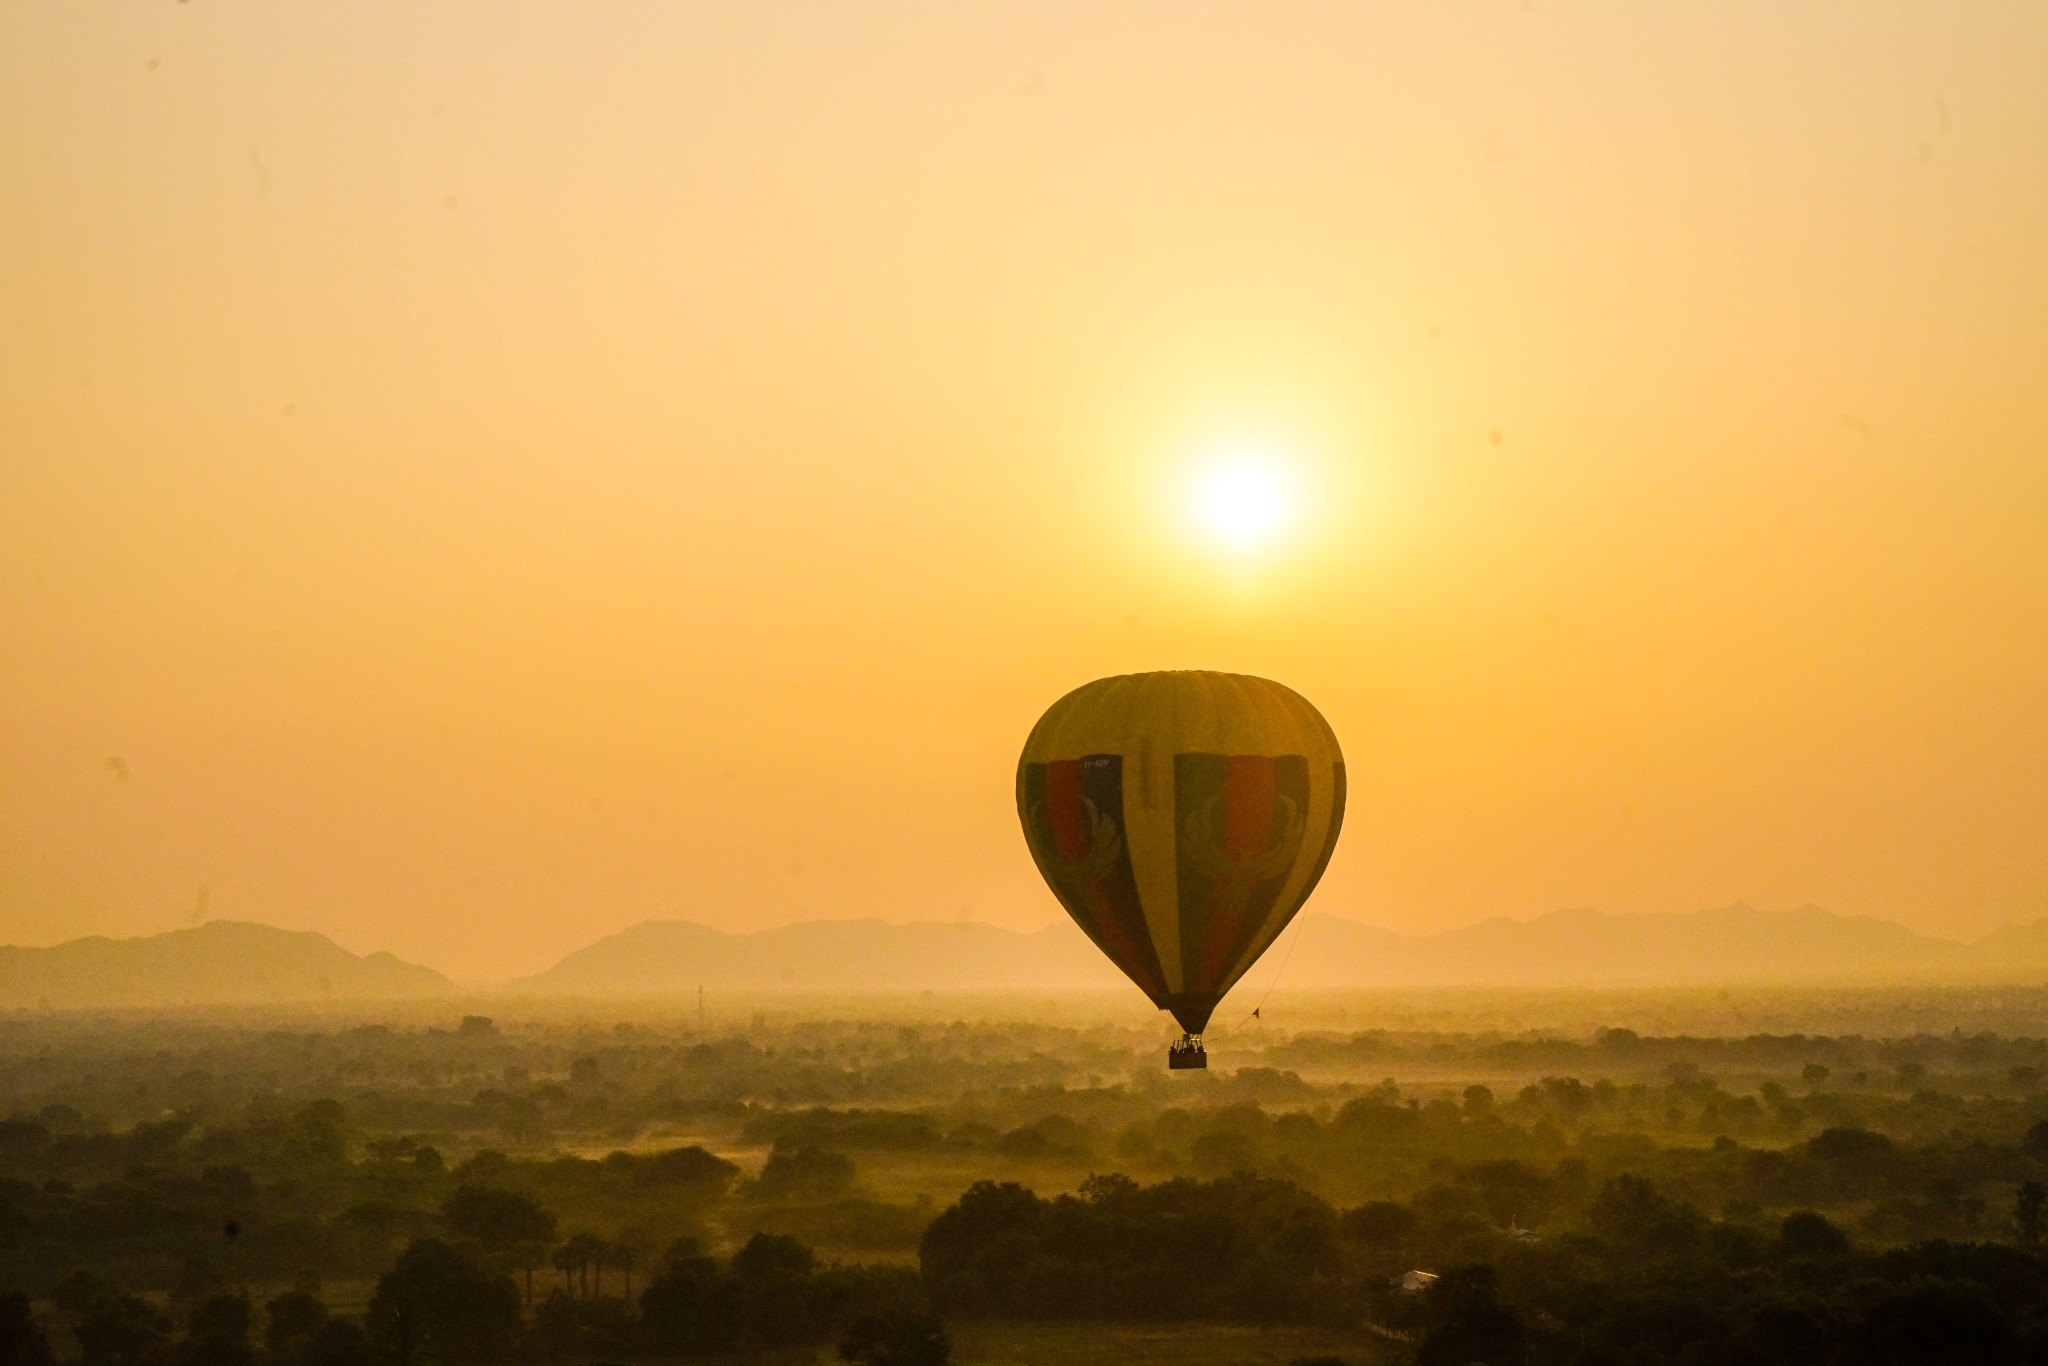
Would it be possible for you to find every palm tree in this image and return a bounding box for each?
[440,1186,557,1310]
[558,1234,605,1300]
[611,1241,638,1301]
[515,1235,553,1309]
[550,1243,578,1298]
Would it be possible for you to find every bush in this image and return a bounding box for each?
[1778,1211,1851,1258]
[838,1309,949,1366]
[637,1146,740,1191]
[752,1147,857,1202]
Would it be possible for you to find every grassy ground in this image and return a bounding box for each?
[947,1319,1400,1366]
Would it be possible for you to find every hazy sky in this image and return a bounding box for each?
[4,3,2046,980]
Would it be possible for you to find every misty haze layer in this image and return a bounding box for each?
[13,906,2048,1008]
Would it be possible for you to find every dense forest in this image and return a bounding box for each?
[7,1000,2048,1363]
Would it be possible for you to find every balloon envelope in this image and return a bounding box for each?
[1016,671,1346,1034]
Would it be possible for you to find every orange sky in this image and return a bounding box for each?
[4,4,2047,980]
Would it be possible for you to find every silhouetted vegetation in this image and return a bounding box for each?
[11,1000,2048,1361]
[921,1174,1348,1321]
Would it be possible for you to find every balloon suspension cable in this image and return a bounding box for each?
[1218,913,1313,1037]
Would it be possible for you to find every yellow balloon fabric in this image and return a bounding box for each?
[1016,671,1346,1035]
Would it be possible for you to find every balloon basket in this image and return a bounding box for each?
[1168,1034,1207,1070]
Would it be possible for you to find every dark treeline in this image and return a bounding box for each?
[920,1164,2048,1363]
[4,1231,939,1366]
[15,1158,2048,1365]
[12,1008,2048,1363]
[923,1173,1348,1320]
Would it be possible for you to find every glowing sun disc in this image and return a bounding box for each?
[1194,462,1294,548]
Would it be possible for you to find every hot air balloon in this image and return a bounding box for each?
[1016,671,1345,1068]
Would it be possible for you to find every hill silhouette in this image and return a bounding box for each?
[1279,904,1971,986]
[11,906,2046,1006]
[0,920,450,1007]
[515,903,2048,994]
[515,917,1124,993]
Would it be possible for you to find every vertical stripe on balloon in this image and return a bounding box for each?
[1174,753,1310,1011]
[1018,756,1168,1003]
[1044,759,1089,860]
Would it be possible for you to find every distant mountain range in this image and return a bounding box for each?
[514,918,1124,994]
[1275,905,2015,987]
[514,904,2048,995]
[0,921,450,1008]
[8,906,2048,1008]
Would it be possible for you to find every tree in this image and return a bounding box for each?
[531,1291,636,1360]
[1802,1064,1831,1088]
[918,1172,1346,1321]
[1858,1281,2016,1366]
[1416,1266,1525,1366]
[0,1292,54,1366]
[732,1233,817,1281]
[174,1296,251,1366]
[284,1101,348,1167]
[1340,1201,1416,1256]
[1462,1160,1557,1227]
[918,1180,1042,1312]
[838,1310,950,1366]
[610,1239,640,1301]
[263,1293,326,1366]
[551,1243,580,1297]
[441,1185,557,1304]
[364,1239,520,1366]
[1809,1128,1894,1162]
[637,1146,739,1192]
[753,1146,858,1202]
[183,1299,247,1346]
[2024,1120,2048,1165]
[73,1294,171,1366]
[1733,1295,1845,1364]
[638,1241,736,1354]
[555,1233,607,1299]
[1588,1175,1708,1261]
[454,1150,513,1183]
[298,1323,372,1366]
[1777,1211,1850,1258]
[2016,1181,2046,1247]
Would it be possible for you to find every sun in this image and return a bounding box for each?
[1192,457,1296,550]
